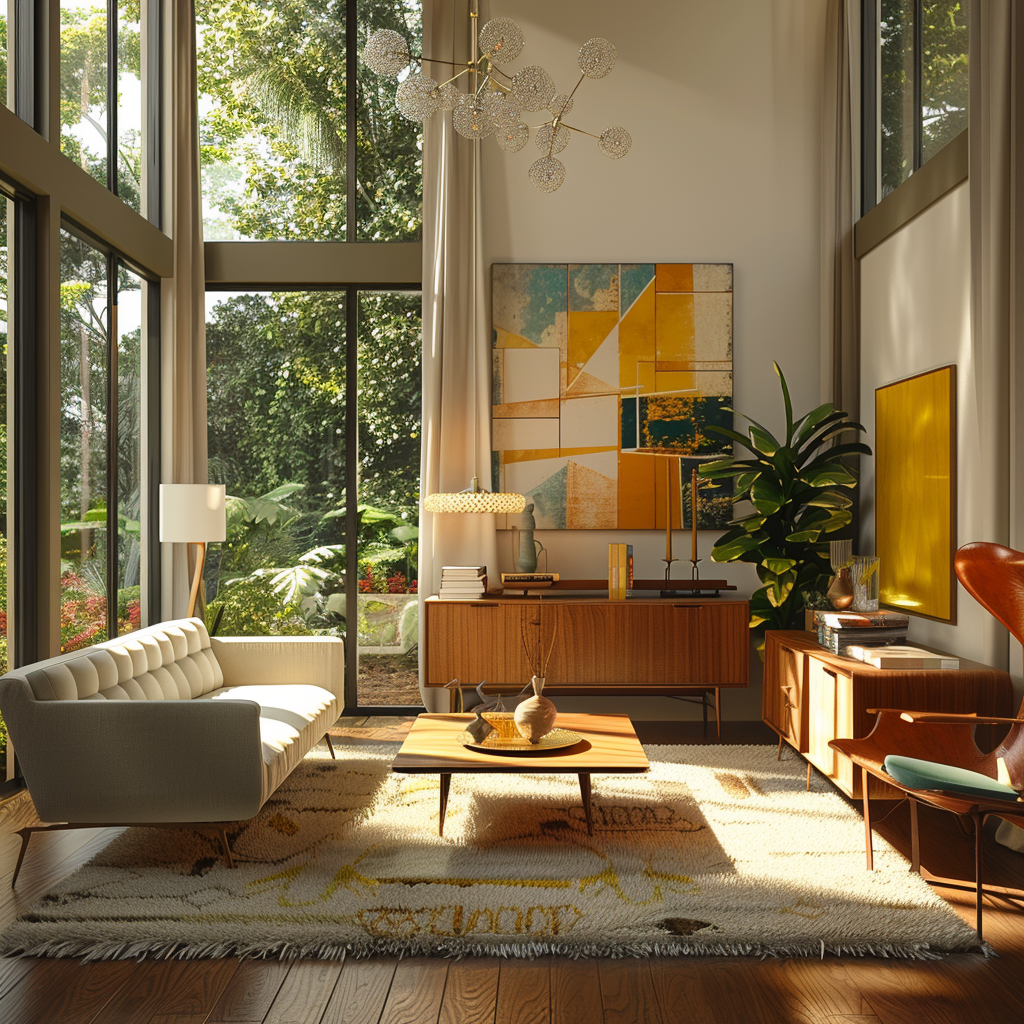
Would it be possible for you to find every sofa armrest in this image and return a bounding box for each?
[0,679,264,824]
[211,635,345,704]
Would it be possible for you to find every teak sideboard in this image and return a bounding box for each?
[763,630,1014,799]
[424,595,750,735]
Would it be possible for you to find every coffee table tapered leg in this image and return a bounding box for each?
[579,773,594,835]
[439,773,451,836]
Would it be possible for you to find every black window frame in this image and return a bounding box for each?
[59,219,162,646]
[862,0,970,215]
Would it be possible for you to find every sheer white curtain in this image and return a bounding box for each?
[820,0,858,416]
[160,0,209,620]
[418,0,500,710]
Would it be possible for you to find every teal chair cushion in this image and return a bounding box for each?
[883,754,1020,803]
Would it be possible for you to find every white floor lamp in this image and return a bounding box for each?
[159,484,227,618]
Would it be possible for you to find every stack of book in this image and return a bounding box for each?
[845,645,960,670]
[438,566,487,600]
[608,543,633,600]
[813,609,910,656]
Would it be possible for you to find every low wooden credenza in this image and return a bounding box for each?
[424,595,749,736]
[763,630,1014,798]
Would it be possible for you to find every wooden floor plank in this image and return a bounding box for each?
[438,959,499,1024]
[262,960,344,1024]
[494,957,550,1024]
[377,959,448,1024]
[205,958,291,1024]
[598,958,662,1024]
[92,960,195,1024]
[320,957,399,1024]
[696,959,790,1024]
[550,958,602,1024]
[0,958,136,1024]
[646,959,716,1024]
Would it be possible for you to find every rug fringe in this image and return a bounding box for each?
[0,935,985,963]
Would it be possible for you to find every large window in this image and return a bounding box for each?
[60,229,149,651]
[60,1,156,218]
[863,0,969,211]
[204,287,421,706]
[197,0,422,241]
[200,0,423,712]
[0,188,11,771]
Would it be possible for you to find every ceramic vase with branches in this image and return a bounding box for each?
[515,612,558,742]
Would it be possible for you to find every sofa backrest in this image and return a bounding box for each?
[21,618,223,701]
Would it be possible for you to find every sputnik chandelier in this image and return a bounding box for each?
[361,7,631,193]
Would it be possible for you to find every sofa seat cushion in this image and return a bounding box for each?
[197,683,338,802]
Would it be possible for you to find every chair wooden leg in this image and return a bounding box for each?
[862,766,873,871]
[324,732,336,759]
[973,810,985,940]
[11,829,33,888]
[806,760,813,791]
[714,687,722,741]
[777,733,784,761]
[909,799,920,873]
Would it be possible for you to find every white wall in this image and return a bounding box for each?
[479,0,829,719]
[859,181,1017,700]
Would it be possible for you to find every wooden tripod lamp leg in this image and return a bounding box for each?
[187,541,207,618]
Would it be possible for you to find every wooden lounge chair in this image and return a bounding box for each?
[830,542,1024,939]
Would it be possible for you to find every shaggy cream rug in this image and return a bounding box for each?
[0,744,980,960]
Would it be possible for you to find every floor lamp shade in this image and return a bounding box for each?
[159,485,227,619]
[159,485,227,543]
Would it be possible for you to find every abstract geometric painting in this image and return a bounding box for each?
[492,263,734,530]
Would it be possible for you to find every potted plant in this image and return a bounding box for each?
[698,363,871,649]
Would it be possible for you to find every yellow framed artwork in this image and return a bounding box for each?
[875,365,957,623]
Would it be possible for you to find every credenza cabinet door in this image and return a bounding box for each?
[425,602,524,686]
[542,603,700,686]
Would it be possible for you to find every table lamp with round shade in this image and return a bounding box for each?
[159,484,227,618]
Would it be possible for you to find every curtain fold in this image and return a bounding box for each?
[820,0,858,417]
[969,0,1012,561]
[160,0,209,620]
[418,0,499,711]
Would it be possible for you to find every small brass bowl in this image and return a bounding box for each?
[480,711,520,740]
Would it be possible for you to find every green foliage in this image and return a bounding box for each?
[880,0,968,196]
[196,0,422,242]
[700,364,872,644]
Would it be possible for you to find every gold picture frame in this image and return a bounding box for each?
[875,365,957,623]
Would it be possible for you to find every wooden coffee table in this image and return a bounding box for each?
[390,713,650,836]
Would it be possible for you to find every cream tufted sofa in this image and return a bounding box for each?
[0,617,344,877]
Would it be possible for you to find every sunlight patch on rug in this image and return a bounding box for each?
[0,744,980,960]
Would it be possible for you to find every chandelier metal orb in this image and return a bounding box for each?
[361,11,631,193]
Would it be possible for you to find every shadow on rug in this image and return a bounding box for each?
[0,743,980,960]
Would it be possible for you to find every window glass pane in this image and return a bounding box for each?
[921,0,969,164]
[1,3,9,111]
[879,0,915,199]
[117,0,143,213]
[356,290,421,706]
[60,230,108,651]
[196,1,348,241]
[0,197,10,770]
[204,291,347,637]
[117,263,143,635]
[60,1,109,187]
[357,1,423,241]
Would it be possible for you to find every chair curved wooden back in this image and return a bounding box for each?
[955,542,1024,788]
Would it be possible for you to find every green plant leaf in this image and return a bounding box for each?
[802,464,857,487]
[763,556,798,575]
[805,488,854,509]
[750,475,784,514]
[793,403,838,445]
[822,509,853,532]
[705,424,761,454]
[748,425,780,456]
[711,531,765,561]
[773,362,794,444]
[767,569,797,608]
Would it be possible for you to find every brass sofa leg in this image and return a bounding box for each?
[217,828,236,869]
